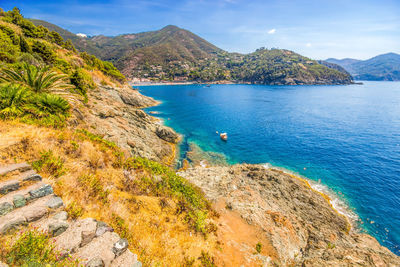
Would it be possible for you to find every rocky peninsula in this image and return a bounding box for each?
[179,164,400,266]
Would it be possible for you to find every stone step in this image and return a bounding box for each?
[0,179,20,195]
[52,218,97,254]
[0,163,31,176]
[0,182,46,204]
[74,231,121,266]
[0,183,54,217]
[111,250,141,267]
[0,170,42,196]
[0,194,54,234]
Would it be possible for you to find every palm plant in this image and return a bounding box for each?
[0,84,31,118]
[0,63,74,94]
[28,93,70,119]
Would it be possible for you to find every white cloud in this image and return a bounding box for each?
[306,43,312,47]
[76,33,87,38]
[268,28,276,34]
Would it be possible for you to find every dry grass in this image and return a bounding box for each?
[0,20,23,35]
[0,121,218,266]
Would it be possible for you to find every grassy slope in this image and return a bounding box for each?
[0,121,218,266]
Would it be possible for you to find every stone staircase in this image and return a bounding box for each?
[0,163,141,267]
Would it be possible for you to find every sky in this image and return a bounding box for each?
[1,0,399,60]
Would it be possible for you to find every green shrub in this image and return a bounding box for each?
[27,93,70,119]
[32,41,55,63]
[2,229,79,266]
[66,201,84,219]
[75,129,118,150]
[78,174,109,204]
[0,63,73,94]
[0,84,30,118]
[70,68,95,98]
[256,242,262,253]
[17,52,42,66]
[32,150,66,178]
[198,251,215,267]
[54,58,72,74]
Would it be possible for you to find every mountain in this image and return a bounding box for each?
[31,20,353,85]
[326,53,400,81]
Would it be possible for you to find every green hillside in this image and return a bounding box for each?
[0,7,125,126]
[32,19,353,85]
[326,53,400,81]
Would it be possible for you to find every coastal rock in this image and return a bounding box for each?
[119,89,158,108]
[0,163,31,176]
[155,126,179,143]
[22,173,42,182]
[96,221,113,237]
[71,84,177,164]
[179,164,400,266]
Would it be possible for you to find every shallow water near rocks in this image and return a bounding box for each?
[138,81,400,255]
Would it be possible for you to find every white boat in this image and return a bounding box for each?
[220,132,228,141]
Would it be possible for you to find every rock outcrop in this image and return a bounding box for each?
[179,164,400,266]
[70,84,178,164]
[0,163,141,267]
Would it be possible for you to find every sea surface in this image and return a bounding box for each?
[138,82,400,255]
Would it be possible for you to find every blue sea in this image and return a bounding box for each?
[138,82,400,255]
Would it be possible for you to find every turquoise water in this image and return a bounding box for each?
[138,82,400,255]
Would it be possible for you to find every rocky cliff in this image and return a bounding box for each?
[70,83,179,164]
[179,164,400,266]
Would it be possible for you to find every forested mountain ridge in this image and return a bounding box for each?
[326,53,400,81]
[31,20,353,85]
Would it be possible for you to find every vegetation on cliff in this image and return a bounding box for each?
[0,7,126,128]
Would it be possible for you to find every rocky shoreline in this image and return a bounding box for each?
[178,164,400,266]
[70,83,180,164]
[78,83,399,265]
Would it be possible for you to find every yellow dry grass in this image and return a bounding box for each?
[0,121,217,266]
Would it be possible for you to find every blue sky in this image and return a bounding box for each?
[1,0,399,59]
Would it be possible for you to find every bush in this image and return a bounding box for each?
[0,84,30,118]
[28,93,70,119]
[70,68,95,98]
[1,228,79,266]
[32,150,66,178]
[17,53,42,66]
[77,174,109,204]
[256,242,262,253]
[32,41,55,63]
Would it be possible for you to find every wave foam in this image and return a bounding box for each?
[262,163,359,224]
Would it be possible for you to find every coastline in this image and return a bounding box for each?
[138,84,399,259]
[143,95,359,230]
